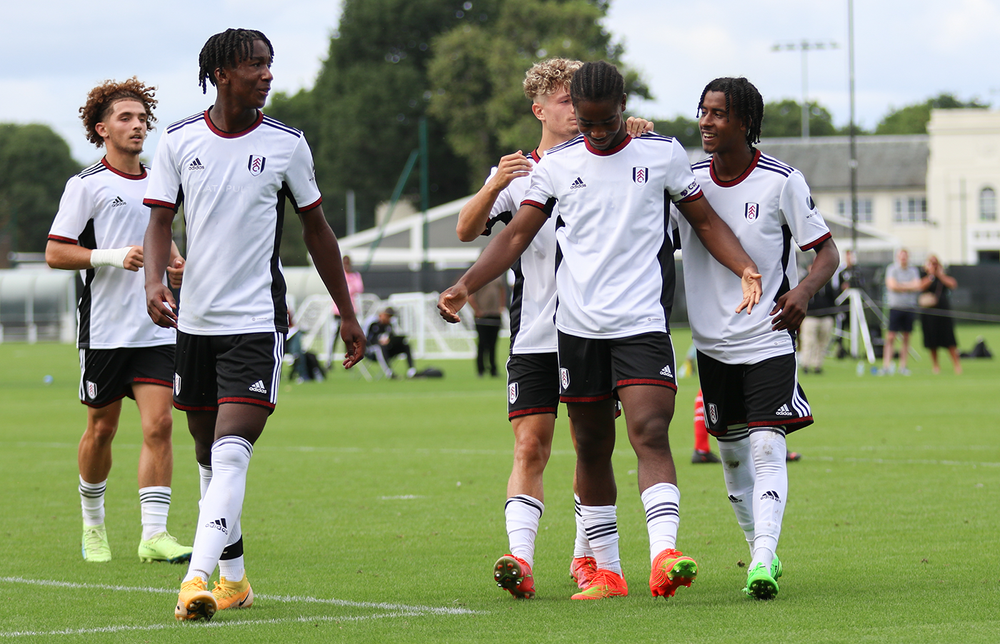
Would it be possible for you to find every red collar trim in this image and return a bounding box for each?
[710,149,760,187]
[101,157,147,180]
[584,133,631,156]
[529,149,542,163]
[203,108,264,138]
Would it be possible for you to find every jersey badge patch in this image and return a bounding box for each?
[744,202,760,222]
[86,381,97,400]
[632,167,649,184]
[559,368,571,391]
[508,382,519,404]
[570,177,586,190]
[174,373,181,396]
[707,402,719,426]
[248,155,266,176]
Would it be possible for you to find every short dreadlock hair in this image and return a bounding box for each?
[523,58,583,103]
[569,60,624,105]
[198,28,274,94]
[698,77,764,147]
[78,77,157,148]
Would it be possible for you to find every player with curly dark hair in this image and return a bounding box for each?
[46,78,189,568]
[144,29,365,621]
[78,77,158,148]
[679,77,839,599]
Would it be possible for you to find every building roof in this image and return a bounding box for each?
[688,135,929,192]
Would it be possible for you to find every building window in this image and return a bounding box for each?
[893,196,927,223]
[981,187,996,222]
[836,198,873,224]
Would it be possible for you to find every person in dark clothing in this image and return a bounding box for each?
[366,307,415,378]
[469,276,506,377]
[919,255,961,375]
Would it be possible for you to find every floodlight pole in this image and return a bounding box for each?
[848,0,859,254]
[771,40,839,138]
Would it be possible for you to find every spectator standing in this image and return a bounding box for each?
[919,255,962,375]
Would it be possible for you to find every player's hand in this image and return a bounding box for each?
[145,282,177,328]
[438,284,469,323]
[339,319,366,368]
[625,117,654,138]
[769,286,810,331]
[124,246,143,272]
[489,151,532,191]
[735,267,763,314]
[166,257,185,289]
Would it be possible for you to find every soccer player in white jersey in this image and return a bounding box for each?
[457,58,653,599]
[440,61,762,600]
[46,78,192,566]
[675,77,839,599]
[142,29,365,621]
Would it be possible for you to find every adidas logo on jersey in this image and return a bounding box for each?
[206,518,228,534]
[110,196,126,208]
[761,490,781,502]
[249,380,268,394]
[775,404,793,416]
[659,365,673,378]
[188,157,205,171]
[570,177,587,189]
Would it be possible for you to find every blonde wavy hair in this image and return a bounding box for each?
[523,58,583,102]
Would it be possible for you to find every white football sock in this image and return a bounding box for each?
[138,486,171,540]
[579,504,621,575]
[505,495,543,567]
[748,429,787,572]
[198,463,212,501]
[573,495,594,558]
[718,431,757,552]
[641,482,680,563]
[79,476,106,527]
[184,436,253,583]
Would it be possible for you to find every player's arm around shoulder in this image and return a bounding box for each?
[456,151,531,242]
[299,205,366,367]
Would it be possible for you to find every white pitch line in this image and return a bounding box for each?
[0,611,434,639]
[0,577,479,616]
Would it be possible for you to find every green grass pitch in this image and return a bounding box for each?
[1,325,998,642]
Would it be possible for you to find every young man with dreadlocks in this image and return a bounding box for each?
[456,58,653,599]
[143,28,365,621]
[674,77,839,599]
[440,60,762,600]
[46,78,191,565]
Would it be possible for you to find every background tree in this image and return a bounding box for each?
[268,0,502,246]
[0,124,81,259]
[654,115,700,150]
[875,93,988,135]
[760,99,840,138]
[428,0,648,189]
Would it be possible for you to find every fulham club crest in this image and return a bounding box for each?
[632,167,649,184]
[560,368,571,392]
[86,381,98,400]
[744,202,760,222]
[707,402,719,426]
[248,155,266,176]
[508,382,519,404]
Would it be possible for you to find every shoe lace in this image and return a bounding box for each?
[83,528,108,552]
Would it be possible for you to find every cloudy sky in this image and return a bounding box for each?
[4,0,997,166]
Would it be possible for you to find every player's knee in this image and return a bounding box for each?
[513,434,551,470]
[142,412,173,446]
[86,416,119,443]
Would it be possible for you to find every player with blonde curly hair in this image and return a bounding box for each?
[456,58,652,599]
[46,78,189,566]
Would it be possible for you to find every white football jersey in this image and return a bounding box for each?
[676,150,832,364]
[522,133,701,339]
[48,159,175,349]
[482,149,557,354]
[144,110,322,335]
